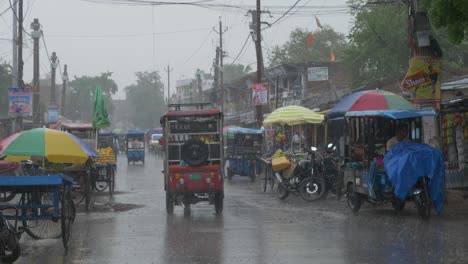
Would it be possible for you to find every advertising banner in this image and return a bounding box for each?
[47,106,59,123]
[252,83,268,106]
[307,67,328,81]
[8,88,32,116]
[401,56,440,103]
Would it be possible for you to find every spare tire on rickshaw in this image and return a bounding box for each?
[181,139,209,167]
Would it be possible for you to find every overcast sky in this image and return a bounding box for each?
[0,0,353,99]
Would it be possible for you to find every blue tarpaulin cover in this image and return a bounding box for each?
[383,142,445,214]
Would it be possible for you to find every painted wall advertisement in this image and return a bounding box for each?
[307,67,328,81]
[252,83,268,106]
[8,88,32,116]
[401,56,440,103]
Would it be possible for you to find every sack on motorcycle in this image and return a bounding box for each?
[282,161,297,179]
[272,157,290,172]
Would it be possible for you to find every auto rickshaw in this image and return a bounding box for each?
[339,110,444,219]
[224,127,263,182]
[126,130,145,165]
[161,103,224,215]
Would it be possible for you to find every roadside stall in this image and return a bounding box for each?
[260,105,324,192]
[0,128,101,260]
[440,79,468,188]
[94,130,117,196]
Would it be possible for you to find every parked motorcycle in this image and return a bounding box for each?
[313,143,343,200]
[273,149,326,202]
[0,206,20,263]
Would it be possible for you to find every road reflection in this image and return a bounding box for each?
[163,212,224,264]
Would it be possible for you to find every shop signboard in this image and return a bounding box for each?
[47,106,59,123]
[252,83,268,106]
[8,88,33,116]
[401,56,441,104]
[307,67,328,81]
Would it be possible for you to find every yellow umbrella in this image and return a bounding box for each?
[263,105,324,126]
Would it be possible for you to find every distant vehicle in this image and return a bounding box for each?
[149,133,163,154]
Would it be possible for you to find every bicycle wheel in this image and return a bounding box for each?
[23,192,62,239]
[61,188,74,249]
[71,174,85,206]
[0,190,16,202]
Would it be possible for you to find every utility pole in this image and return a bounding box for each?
[165,64,173,105]
[17,0,23,87]
[50,52,58,104]
[249,0,266,128]
[31,18,41,124]
[213,17,228,111]
[11,0,17,87]
[213,47,220,106]
[61,64,68,115]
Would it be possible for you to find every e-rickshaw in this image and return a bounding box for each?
[224,127,263,182]
[161,103,224,215]
[339,110,443,219]
[126,130,145,165]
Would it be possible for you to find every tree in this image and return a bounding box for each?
[345,2,468,86]
[223,64,252,82]
[68,72,117,122]
[344,4,408,85]
[268,27,348,66]
[0,62,12,117]
[125,71,165,129]
[423,0,468,43]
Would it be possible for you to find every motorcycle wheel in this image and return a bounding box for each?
[299,177,326,202]
[276,184,289,200]
[347,184,362,213]
[415,192,431,219]
[391,200,405,212]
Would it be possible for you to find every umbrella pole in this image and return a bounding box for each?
[314,125,317,146]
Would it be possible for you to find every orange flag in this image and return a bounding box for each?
[330,47,335,62]
[306,33,314,47]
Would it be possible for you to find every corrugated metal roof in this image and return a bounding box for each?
[441,77,468,90]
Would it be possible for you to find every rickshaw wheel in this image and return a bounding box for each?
[166,191,174,215]
[0,191,16,202]
[22,192,62,240]
[61,188,74,249]
[0,236,20,263]
[415,186,431,219]
[226,167,234,181]
[347,184,362,213]
[214,193,223,215]
[276,184,289,200]
[391,200,405,212]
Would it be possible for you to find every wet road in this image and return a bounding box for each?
[15,154,468,264]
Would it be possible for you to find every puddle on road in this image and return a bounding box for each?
[76,202,144,213]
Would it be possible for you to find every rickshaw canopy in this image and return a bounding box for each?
[226,127,263,135]
[345,109,436,119]
[127,130,145,136]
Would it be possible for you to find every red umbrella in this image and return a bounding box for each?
[0,132,22,153]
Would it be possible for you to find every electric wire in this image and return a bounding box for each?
[229,32,249,65]
[262,0,302,30]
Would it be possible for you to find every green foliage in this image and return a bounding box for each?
[223,64,251,82]
[125,71,165,129]
[68,72,117,122]
[268,26,348,65]
[0,62,12,117]
[345,2,468,86]
[423,0,468,43]
[344,4,408,86]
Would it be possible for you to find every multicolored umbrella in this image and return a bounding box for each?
[0,132,22,153]
[326,89,416,119]
[2,128,100,163]
[263,105,324,126]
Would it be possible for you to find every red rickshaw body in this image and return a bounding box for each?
[161,103,224,214]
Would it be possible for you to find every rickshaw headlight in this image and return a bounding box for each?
[206,177,211,184]
[175,173,181,180]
